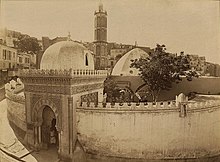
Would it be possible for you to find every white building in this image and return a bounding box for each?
[17,52,31,69]
[0,44,17,70]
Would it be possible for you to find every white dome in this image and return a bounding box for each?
[40,41,94,70]
[111,48,149,76]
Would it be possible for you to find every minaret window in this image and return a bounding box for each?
[96,58,100,67]
[97,29,101,40]
[101,46,105,55]
[97,17,100,26]
[85,54,88,66]
[95,17,97,28]
[96,46,101,55]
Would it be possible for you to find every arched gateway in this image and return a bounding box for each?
[19,40,107,161]
[20,69,107,162]
[32,98,60,150]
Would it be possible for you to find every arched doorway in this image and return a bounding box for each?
[41,106,59,150]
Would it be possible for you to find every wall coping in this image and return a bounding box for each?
[77,100,220,113]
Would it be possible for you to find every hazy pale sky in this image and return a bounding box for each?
[1,0,220,63]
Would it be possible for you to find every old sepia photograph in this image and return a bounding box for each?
[0,0,220,161]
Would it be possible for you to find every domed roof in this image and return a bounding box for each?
[40,41,94,70]
[111,48,149,76]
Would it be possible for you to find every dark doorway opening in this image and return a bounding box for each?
[41,106,58,150]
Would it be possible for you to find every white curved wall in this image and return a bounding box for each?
[76,106,220,159]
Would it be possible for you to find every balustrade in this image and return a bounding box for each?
[20,69,108,77]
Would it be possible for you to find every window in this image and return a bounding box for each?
[25,57,29,63]
[101,58,105,67]
[95,30,97,40]
[3,50,6,60]
[101,46,105,55]
[97,17,100,26]
[97,29,101,40]
[96,45,100,55]
[19,57,22,63]
[85,54,88,66]
[8,51,12,60]
[96,58,100,68]
[95,17,97,28]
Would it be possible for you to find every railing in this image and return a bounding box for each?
[19,69,108,77]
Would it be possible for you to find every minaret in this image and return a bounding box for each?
[94,1,108,70]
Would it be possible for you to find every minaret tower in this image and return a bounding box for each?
[94,1,108,70]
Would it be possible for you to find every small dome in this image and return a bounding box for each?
[40,41,94,70]
[111,48,149,76]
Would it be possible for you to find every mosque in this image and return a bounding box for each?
[6,3,110,161]
[4,2,220,162]
[10,2,151,161]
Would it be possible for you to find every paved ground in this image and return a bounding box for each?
[0,99,59,162]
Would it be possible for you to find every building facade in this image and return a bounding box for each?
[94,2,108,70]
[205,62,220,77]
[186,54,206,75]
[17,52,31,69]
[0,44,17,70]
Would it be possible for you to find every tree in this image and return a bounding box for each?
[14,35,41,54]
[103,76,121,102]
[130,44,198,102]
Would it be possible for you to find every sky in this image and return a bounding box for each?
[1,0,220,63]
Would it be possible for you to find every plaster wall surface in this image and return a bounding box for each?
[6,96,26,132]
[0,87,5,101]
[76,106,220,159]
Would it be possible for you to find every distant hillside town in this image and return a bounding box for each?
[0,2,220,86]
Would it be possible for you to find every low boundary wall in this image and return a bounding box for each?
[76,99,220,160]
[5,91,26,141]
[5,84,220,160]
[0,87,5,101]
